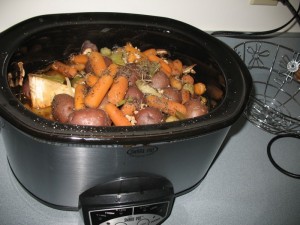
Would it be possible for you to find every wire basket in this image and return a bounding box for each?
[234,41,300,135]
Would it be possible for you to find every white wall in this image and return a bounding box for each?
[0,0,299,33]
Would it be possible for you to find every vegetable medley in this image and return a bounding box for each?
[17,40,217,126]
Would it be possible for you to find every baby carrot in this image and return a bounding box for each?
[182,74,194,85]
[84,75,114,108]
[108,76,129,105]
[127,53,137,63]
[72,63,85,72]
[70,54,88,65]
[121,102,136,116]
[169,77,182,90]
[85,73,99,87]
[147,54,172,77]
[142,48,156,57]
[159,61,172,77]
[124,42,139,54]
[181,89,190,104]
[146,54,160,63]
[171,59,183,76]
[104,63,119,78]
[194,82,206,96]
[104,102,132,126]
[89,51,107,76]
[146,95,187,116]
[74,83,87,110]
[124,43,141,63]
[51,61,78,78]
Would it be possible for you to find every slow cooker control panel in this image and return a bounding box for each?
[89,201,169,225]
[79,176,174,225]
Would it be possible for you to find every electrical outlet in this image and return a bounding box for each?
[250,0,278,5]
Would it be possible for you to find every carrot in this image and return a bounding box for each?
[169,77,182,90]
[124,42,139,54]
[51,61,77,78]
[146,54,160,63]
[206,85,223,100]
[84,75,114,108]
[89,51,107,76]
[70,54,88,65]
[98,94,110,110]
[142,48,156,57]
[171,59,183,76]
[147,54,172,77]
[84,64,119,108]
[181,89,190,104]
[104,63,119,78]
[182,74,194,85]
[194,82,206,95]
[74,83,87,110]
[72,63,85,72]
[108,76,129,105]
[124,43,141,63]
[121,102,136,116]
[146,95,186,116]
[127,53,137,63]
[159,60,172,77]
[85,73,99,87]
[104,102,132,126]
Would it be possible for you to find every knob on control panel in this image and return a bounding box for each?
[79,176,174,225]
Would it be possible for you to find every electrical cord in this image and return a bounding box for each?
[280,0,300,24]
[210,0,300,179]
[267,134,300,179]
[211,0,300,38]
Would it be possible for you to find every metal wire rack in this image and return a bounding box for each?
[234,41,300,135]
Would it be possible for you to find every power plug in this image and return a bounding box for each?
[250,0,279,5]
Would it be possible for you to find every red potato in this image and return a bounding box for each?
[184,99,208,118]
[104,56,113,67]
[206,84,224,101]
[128,73,140,87]
[125,86,144,103]
[68,108,111,126]
[135,107,164,125]
[22,79,31,99]
[151,71,170,89]
[52,94,74,123]
[162,87,182,103]
[118,63,142,86]
[81,40,98,54]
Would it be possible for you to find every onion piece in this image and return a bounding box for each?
[29,74,74,109]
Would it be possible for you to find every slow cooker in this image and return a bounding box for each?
[0,13,251,225]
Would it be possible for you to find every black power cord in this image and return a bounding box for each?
[211,0,300,179]
[267,134,300,179]
[280,0,300,24]
[211,0,300,38]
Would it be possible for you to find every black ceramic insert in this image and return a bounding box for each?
[0,13,252,144]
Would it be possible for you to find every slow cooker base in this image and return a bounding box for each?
[7,156,208,211]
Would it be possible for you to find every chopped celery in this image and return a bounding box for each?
[100,47,112,57]
[110,51,125,66]
[183,83,194,95]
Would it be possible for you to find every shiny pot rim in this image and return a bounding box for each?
[0,12,252,144]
